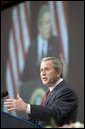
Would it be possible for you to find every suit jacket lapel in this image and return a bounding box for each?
[43,80,64,106]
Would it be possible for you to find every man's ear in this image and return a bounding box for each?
[57,69,62,77]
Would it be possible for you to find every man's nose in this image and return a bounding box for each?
[41,70,46,76]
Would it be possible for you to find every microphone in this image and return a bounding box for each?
[1,91,8,98]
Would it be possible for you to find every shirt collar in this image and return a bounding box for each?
[49,78,63,92]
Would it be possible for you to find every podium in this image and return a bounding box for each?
[1,111,40,128]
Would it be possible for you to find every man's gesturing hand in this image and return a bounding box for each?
[4,93,27,112]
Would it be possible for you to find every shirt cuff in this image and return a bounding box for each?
[26,104,31,114]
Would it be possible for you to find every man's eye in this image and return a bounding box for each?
[45,68,49,71]
[40,68,50,72]
[40,69,43,72]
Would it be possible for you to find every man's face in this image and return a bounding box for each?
[38,12,52,40]
[40,60,59,87]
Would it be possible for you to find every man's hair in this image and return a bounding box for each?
[37,4,50,26]
[41,57,63,77]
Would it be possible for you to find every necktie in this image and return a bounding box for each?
[42,43,45,59]
[41,90,50,105]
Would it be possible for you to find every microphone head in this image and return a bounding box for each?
[1,91,8,98]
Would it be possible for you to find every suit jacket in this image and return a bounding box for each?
[21,36,59,81]
[29,80,79,127]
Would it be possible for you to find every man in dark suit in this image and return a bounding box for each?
[21,5,59,82]
[4,57,79,127]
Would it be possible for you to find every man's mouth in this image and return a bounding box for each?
[42,77,47,81]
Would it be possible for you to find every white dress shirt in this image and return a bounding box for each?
[49,78,63,92]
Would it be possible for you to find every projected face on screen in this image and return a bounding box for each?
[38,6,52,40]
